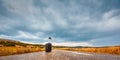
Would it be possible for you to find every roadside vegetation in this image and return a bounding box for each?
[0,39,45,56]
[57,46,120,55]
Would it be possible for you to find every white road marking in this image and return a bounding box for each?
[71,52,93,56]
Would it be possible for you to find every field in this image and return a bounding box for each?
[0,39,45,56]
[0,46,44,56]
[58,46,120,55]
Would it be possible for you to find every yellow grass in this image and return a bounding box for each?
[0,46,45,56]
[58,46,120,55]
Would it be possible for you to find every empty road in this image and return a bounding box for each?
[0,50,120,60]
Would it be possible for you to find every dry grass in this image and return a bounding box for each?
[58,46,120,55]
[0,46,45,56]
[0,39,45,56]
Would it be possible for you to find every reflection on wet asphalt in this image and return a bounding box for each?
[0,50,120,60]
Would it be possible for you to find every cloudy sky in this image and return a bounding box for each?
[0,0,120,46]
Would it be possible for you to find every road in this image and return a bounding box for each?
[0,50,120,60]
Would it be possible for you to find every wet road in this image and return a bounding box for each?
[0,50,120,60]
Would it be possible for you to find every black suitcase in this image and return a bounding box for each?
[45,43,52,52]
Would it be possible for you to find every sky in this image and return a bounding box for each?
[0,0,120,46]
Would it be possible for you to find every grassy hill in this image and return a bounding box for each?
[0,39,44,47]
[0,39,45,56]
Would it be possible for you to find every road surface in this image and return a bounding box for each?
[0,50,120,60]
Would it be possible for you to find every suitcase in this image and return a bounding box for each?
[45,43,52,52]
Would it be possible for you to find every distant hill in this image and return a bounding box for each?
[0,38,20,43]
[0,38,44,47]
[0,38,119,48]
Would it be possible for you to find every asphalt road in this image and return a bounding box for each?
[0,50,120,60]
